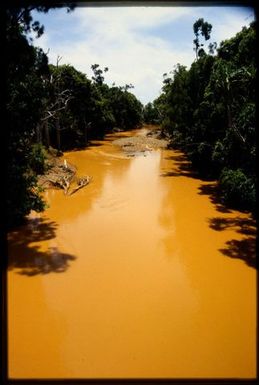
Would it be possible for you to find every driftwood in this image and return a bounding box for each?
[38,157,91,195]
[68,176,92,196]
[46,175,91,195]
[61,176,70,195]
[47,174,73,194]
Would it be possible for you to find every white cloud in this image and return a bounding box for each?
[35,6,254,105]
[76,6,193,31]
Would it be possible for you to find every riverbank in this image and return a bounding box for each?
[38,153,77,189]
[38,147,91,195]
[39,125,167,190]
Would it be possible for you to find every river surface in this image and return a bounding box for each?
[8,126,256,379]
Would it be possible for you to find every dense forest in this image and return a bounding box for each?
[144,19,256,216]
[6,6,256,229]
[6,5,143,228]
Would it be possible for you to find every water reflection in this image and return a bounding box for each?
[44,140,134,223]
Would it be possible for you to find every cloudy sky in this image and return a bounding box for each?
[32,4,255,105]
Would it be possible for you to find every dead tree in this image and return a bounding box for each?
[38,55,73,149]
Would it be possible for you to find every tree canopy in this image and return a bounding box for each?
[6,5,143,228]
[151,20,256,215]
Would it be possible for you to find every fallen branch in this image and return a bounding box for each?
[61,175,70,195]
[68,176,92,196]
[38,156,92,196]
[40,159,76,193]
[45,173,73,194]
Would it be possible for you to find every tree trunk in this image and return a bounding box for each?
[227,92,246,146]
[36,124,42,143]
[84,119,88,146]
[85,126,88,146]
[56,118,61,151]
[44,120,50,148]
[227,104,233,131]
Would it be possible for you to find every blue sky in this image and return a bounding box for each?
[32,5,255,105]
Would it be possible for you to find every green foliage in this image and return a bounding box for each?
[6,5,144,227]
[219,169,256,212]
[91,64,108,85]
[28,144,48,175]
[143,102,160,124]
[218,22,256,67]
[193,18,214,58]
[108,87,143,130]
[6,10,50,228]
[161,64,192,135]
[154,20,255,214]
[42,64,143,150]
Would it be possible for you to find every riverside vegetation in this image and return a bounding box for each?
[144,18,256,216]
[6,6,256,228]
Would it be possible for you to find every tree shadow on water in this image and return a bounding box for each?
[208,216,256,236]
[160,151,257,268]
[198,182,234,213]
[198,180,256,268]
[161,155,200,179]
[161,153,214,181]
[8,218,76,276]
[219,238,256,269]
[208,216,256,269]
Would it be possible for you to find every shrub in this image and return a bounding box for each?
[219,168,256,213]
[29,143,48,174]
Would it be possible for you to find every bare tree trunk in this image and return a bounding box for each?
[227,92,246,145]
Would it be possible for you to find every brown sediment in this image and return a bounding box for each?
[113,129,168,154]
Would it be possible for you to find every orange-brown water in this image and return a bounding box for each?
[8,127,256,379]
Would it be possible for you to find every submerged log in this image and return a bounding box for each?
[68,176,92,196]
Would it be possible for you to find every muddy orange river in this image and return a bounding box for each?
[8,127,256,379]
